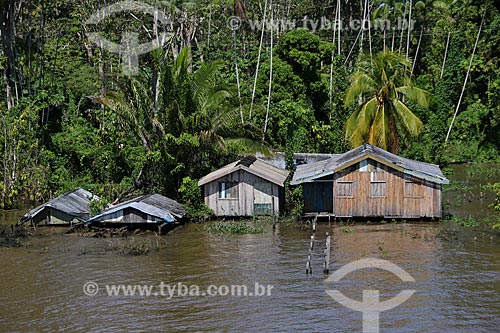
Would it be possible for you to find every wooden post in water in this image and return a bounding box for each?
[306,227,315,275]
[323,232,331,275]
[306,254,312,274]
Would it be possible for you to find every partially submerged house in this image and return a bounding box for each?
[19,187,98,226]
[291,144,449,219]
[86,193,186,226]
[198,156,290,216]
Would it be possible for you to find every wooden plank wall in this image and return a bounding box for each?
[203,170,281,216]
[332,163,442,218]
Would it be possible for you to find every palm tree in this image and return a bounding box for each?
[344,51,429,153]
[91,47,247,148]
[90,47,266,195]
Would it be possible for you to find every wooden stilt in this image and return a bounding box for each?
[323,232,331,275]
[306,226,315,275]
[306,254,312,275]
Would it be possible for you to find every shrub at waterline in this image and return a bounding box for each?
[204,221,264,235]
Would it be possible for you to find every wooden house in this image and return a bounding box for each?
[86,193,186,227]
[19,188,98,226]
[291,144,449,219]
[198,156,290,216]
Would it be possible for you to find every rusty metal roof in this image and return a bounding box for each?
[291,144,449,185]
[87,193,186,223]
[198,157,290,186]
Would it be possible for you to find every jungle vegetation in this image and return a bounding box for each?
[1,0,499,209]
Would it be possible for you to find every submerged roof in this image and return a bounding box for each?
[198,156,290,187]
[87,193,186,223]
[291,144,449,185]
[20,188,98,223]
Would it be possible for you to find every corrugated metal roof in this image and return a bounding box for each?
[87,193,185,223]
[20,188,98,223]
[291,144,449,185]
[198,157,290,186]
[294,153,340,162]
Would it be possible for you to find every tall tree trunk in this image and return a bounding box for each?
[445,11,485,143]
[440,32,451,79]
[262,0,273,143]
[0,0,18,111]
[399,3,406,53]
[329,6,338,107]
[207,0,212,50]
[233,29,244,125]
[250,0,269,118]
[360,0,365,53]
[411,29,423,76]
[337,0,341,55]
[391,28,395,52]
[405,0,412,61]
[367,0,373,62]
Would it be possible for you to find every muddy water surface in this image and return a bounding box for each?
[0,164,499,332]
[0,222,498,332]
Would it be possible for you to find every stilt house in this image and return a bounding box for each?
[291,144,449,218]
[198,156,290,216]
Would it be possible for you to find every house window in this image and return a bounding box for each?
[370,181,387,197]
[404,181,422,198]
[219,182,239,199]
[336,181,353,197]
[370,170,387,197]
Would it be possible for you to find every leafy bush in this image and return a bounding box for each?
[447,215,479,228]
[286,184,304,218]
[486,183,500,230]
[89,197,110,216]
[178,176,213,219]
[204,221,264,235]
[486,182,500,212]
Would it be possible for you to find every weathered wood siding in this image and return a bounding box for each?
[303,181,333,212]
[203,170,282,216]
[33,207,76,225]
[304,160,442,218]
[92,208,165,224]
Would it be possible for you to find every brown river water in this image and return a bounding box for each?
[0,164,499,332]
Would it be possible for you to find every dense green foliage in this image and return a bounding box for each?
[345,51,428,153]
[487,182,500,223]
[204,221,264,235]
[1,0,499,208]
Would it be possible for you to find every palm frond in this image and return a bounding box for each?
[371,103,391,150]
[392,99,424,138]
[346,97,378,147]
[225,138,273,157]
[345,73,377,106]
[396,86,430,107]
